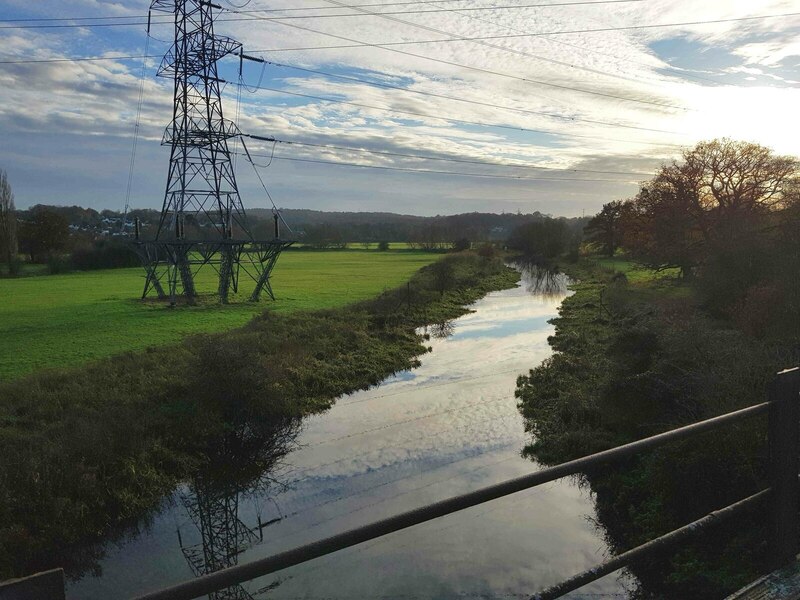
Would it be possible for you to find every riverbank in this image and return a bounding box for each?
[516,257,791,598]
[0,253,519,580]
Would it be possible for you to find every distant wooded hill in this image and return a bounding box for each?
[20,204,587,246]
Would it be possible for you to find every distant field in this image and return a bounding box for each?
[0,249,439,380]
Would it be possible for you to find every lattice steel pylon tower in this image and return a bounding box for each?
[134,0,292,304]
[176,420,299,599]
[178,479,260,600]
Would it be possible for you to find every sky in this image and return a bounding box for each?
[0,0,798,217]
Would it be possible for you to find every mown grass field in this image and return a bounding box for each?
[0,249,439,380]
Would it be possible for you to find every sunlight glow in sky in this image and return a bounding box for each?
[0,0,798,216]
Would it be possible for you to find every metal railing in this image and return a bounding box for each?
[130,367,800,600]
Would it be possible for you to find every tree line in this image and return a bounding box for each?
[515,139,799,597]
[0,171,16,274]
[0,176,590,275]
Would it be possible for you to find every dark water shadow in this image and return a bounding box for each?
[428,321,456,339]
[516,263,571,300]
[175,418,301,598]
[61,417,301,593]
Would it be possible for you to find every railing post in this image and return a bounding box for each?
[768,367,800,569]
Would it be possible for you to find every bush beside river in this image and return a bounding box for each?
[516,258,798,598]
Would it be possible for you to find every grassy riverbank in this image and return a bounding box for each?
[517,257,792,598]
[0,252,518,579]
[0,249,440,380]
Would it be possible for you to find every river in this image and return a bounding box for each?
[67,266,630,599]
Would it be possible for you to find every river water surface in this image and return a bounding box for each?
[67,267,629,599]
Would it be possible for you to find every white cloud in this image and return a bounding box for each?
[0,0,798,215]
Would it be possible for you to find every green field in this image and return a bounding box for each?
[0,249,439,380]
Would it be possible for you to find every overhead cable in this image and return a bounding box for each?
[0,50,691,147]
[250,59,689,135]
[240,137,294,232]
[430,0,725,86]
[227,80,690,146]
[243,12,800,50]
[2,10,796,37]
[0,54,158,65]
[0,0,645,24]
[418,0,720,85]
[236,150,639,183]
[120,34,152,233]
[0,0,644,23]
[306,0,689,110]
[244,134,653,176]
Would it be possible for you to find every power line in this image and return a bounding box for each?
[0,50,689,148]
[0,1,644,24]
[228,8,800,119]
[243,12,800,50]
[416,0,726,87]
[307,0,688,111]
[225,0,646,18]
[0,14,150,23]
[2,10,787,95]
[0,6,640,29]
[228,80,689,147]
[0,54,157,65]
[223,3,696,113]
[0,21,152,29]
[257,59,688,135]
[246,135,652,176]
[1,42,691,137]
[240,152,640,182]
[243,0,639,12]
[443,2,727,87]
[120,35,152,231]
[240,137,296,233]
[232,0,645,19]
[2,11,795,39]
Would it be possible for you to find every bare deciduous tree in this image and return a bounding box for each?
[686,138,798,214]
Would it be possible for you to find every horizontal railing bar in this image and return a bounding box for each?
[133,401,769,600]
[532,487,772,600]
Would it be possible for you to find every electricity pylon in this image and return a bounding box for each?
[134,0,292,304]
